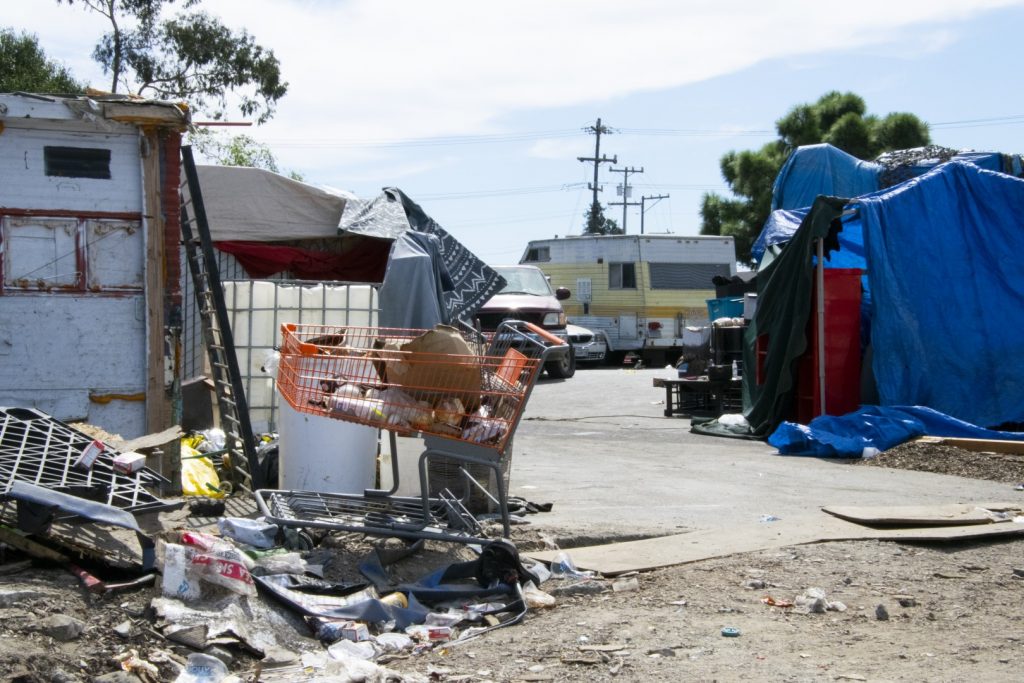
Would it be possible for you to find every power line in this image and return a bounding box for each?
[930,114,1024,128]
[258,125,777,150]
[415,183,585,201]
[263,128,582,149]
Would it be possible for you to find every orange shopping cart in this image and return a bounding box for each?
[255,319,566,544]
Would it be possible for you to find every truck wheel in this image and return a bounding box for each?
[545,346,576,379]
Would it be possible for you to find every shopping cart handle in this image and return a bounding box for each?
[523,322,567,346]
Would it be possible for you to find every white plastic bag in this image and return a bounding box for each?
[173,653,228,683]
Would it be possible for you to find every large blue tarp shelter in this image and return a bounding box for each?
[757,144,1023,263]
[743,161,1024,433]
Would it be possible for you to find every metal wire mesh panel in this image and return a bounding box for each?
[0,407,174,518]
[180,254,379,433]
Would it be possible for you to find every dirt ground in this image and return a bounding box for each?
[1,441,1022,682]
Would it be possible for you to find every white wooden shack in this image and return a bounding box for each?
[0,93,189,438]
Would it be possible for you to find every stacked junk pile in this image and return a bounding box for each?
[0,146,603,682]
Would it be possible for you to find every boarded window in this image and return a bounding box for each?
[44,146,112,179]
[2,217,79,289]
[609,262,636,289]
[649,262,731,289]
[86,220,144,289]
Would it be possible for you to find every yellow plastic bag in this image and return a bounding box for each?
[180,444,225,498]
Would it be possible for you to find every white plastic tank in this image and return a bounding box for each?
[277,400,378,493]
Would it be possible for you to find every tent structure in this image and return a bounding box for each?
[743,161,1024,436]
[183,165,504,321]
[756,144,1024,264]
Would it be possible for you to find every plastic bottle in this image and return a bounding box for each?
[549,551,596,579]
[731,360,739,379]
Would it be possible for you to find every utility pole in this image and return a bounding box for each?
[609,166,643,233]
[577,118,617,212]
[640,193,669,235]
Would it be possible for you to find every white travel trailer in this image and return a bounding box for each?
[520,234,736,362]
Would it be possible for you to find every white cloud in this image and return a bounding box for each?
[8,0,1022,143]
[527,137,592,160]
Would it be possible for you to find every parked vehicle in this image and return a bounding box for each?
[520,234,736,365]
[471,265,575,378]
[567,324,607,364]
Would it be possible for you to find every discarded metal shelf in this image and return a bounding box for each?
[0,406,177,518]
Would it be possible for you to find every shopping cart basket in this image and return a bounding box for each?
[255,320,566,544]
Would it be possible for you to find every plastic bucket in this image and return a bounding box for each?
[277,401,378,493]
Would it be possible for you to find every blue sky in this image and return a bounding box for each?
[9,0,1024,264]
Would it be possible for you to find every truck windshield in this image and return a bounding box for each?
[495,267,553,296]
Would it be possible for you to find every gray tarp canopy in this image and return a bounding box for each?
[183,166,503,323]
[188,165,353,241]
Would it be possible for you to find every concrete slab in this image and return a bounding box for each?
[508,367,1021,538]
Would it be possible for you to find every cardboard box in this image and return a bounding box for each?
[73,439,105,472]
[112,451,146,475]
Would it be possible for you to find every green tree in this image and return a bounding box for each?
[583,201,622,235]
[700,91,930,264]
[56,0,287,123]
[189,128,303,180]
[0,28,84,93]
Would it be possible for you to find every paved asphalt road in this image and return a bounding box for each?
[509,366,1017,540]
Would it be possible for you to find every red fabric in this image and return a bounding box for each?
[214,239,389,283]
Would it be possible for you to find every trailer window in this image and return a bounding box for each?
[650,262,732,289]
[609,262,636,289]
[524,246,550,262]
[44,146,112,179]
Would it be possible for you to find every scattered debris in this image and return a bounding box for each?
[611,577,640,592]
[875,604,890,621]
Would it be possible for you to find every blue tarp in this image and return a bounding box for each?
[858,161,1024,428]
[746,160,1024,436]
[751,208,807,263]
[769,405,1024,457]
[771,144,882,212]
[756,145,1023,267]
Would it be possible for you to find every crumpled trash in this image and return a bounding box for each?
[161,532,256,599]
[173,652,228,682]
[328,638,376,661]
[794,587,846,613]
[181,444,225,498]
[217,517,278,549]
[549,552,596,580]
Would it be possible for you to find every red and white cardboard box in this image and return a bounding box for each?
[112,451,147,475]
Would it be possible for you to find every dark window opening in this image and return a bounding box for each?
[524,246,550,262]
[649,262,732,289]
[609,262,636,289]
[44,146,112,179]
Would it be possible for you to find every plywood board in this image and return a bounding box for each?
[822,502,1023,526]
[917,436,1024,455]
[528,513,1024,576]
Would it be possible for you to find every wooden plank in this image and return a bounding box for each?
[527,513,1024,576]
[142,129,169,434]
[0,526,68,564]
[822,502,1023,527]
[917,436,1024,455]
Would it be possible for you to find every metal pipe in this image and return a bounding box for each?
[816,238,826,415]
